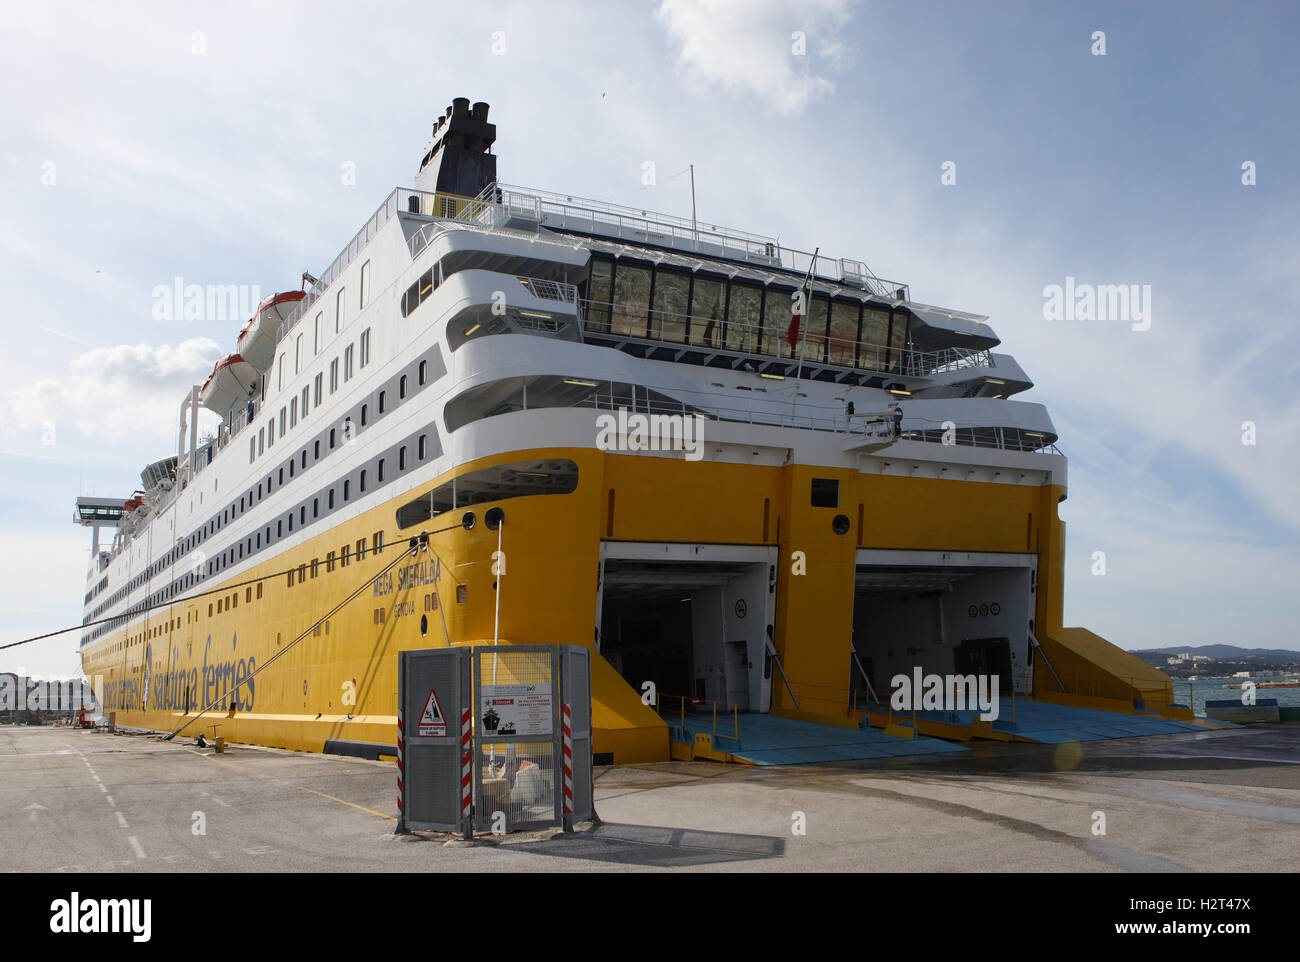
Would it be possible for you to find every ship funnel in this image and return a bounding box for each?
[414,96,497,199]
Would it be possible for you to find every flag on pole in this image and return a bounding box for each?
[787,253,818,352]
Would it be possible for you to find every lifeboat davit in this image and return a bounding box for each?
[237,290,305,372]
[200,354,259,415]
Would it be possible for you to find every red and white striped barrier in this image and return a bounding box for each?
[396,706,404,821]
[460,708,472,822]
[562,702,573,815]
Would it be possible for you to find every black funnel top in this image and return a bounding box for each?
[415,98,497,198]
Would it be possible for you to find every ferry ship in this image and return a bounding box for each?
[75,98,1185,763]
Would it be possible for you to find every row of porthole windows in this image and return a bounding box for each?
[287,532,384,587]
[96,353,439,634]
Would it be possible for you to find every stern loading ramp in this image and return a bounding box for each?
[589,544,1210,765]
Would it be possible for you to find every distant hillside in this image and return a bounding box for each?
[1128,644,1299,661]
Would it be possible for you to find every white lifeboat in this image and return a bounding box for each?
[200,354,259,415]
[237,290,305,371]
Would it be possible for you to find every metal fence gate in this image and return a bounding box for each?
[397,644,592,837]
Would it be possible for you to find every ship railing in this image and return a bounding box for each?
[577,297,992,378]
[274,186,487,346]
[565,389,1060,455]
[468,182,911,299]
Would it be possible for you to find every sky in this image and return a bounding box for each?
[0,0,1297,680]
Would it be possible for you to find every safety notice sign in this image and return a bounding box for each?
[417,688,446,737]
[480,684,553,737]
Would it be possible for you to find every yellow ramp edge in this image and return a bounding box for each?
[1038,627,1176,711]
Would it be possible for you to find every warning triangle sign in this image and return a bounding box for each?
[417,689,446,737]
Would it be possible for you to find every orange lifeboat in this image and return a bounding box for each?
[200,354,259,415]
[237,291,305,372]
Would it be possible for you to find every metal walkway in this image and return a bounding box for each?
[670,712,968,766]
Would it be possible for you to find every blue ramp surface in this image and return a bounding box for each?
[986,698,1209,743]
[672,712,967,766]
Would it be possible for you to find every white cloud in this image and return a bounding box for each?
[3,338,224,442]
[656,0,856,115]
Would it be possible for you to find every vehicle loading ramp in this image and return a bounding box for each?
[861,696,1214,744]
[668,710,968,766]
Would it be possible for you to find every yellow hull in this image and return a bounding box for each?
[81,445,1173,763]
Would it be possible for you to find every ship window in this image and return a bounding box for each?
[360,260,371,309]
[395,458,579,529]
[828,300,861,367]
[652,268,690,343]
[336,286,347,333]
[300,506,306,525]
[399,375,407,399]
[328,489,335,509]
[585,258,613,333]
[277,353,285,390]
[341,544,350,566]
[418,434,427,460]
[803,296,831,365]
[418,360,427,385]
[301,450,307,470]
[268,420,275,446]
[378,459,386,483]
[360,469,367,493]
[302,385,310,417]
[726,282,761,353]
[689,276,725,348]
[378,390,385,414]
[402,268,435,317]
[344,344,354,381]
[759,288,792,357]
[343,480,350,501]
[399,446,407,471]
[456,584,467,605]
[277,520,282,537]
[611,262,651,338]
[257,583,263,599]
[279,407,286,435]
[290,396,297,428]
[330,358,339,393]
[357,538,367,560]
[313,498,319,518]
[298,563,307,583]
[811,478,840,508]
[314,312,324,355]
[360,329,371,368]
[311,558,319,578]
[361,404,367,426]
[249,437,256,463]
[208,603,213,617]
[289,460,294,478]
[313,440,320,460]
[887,309,909,373]
[860,306,890,370]
[295,333,303,374]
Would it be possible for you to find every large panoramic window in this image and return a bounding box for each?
[827,300,861,367]
[585,258,613,333]
[799,296,830,364]
[888,309,909,372]
[858,306,891,371]
[395,459,580,529]
[651,268,690,343]
[725,283,762,353]
[689,276,725,348]
[611,262,651,338]
[760,288,793,357]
